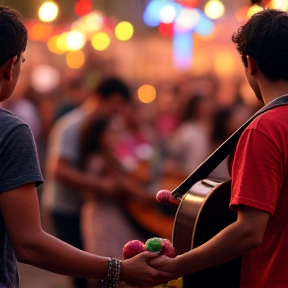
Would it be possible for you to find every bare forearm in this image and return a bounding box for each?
[176,221,258,276]
[17,230,108,279]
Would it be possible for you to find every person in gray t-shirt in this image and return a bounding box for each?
[0,7,176,288]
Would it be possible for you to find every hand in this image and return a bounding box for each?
[149,255,182,276]
[120,251,179,287]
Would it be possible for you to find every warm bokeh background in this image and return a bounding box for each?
[1,0,286,287]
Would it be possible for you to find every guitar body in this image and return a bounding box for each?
[172,179,242,288]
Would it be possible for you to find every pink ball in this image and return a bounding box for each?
[122,240,146,259]
[156,190,171,204]
[161,238,176,258]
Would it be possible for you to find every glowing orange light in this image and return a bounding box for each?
[213,51,236,77]
[138,85,157,103]
[47,36,64,54]
[29,23,53,42]
[66,50,85,69]
[247,5,263,18]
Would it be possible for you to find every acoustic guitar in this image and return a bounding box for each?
[157,95,288,288]
[172,178,241,287]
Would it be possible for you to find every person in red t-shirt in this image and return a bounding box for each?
[150,9,288,288]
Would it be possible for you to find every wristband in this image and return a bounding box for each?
[103,257,121,287]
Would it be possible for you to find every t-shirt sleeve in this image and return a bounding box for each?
[48,122,79,162]
[0,124,44,193]
[230,128,284,216]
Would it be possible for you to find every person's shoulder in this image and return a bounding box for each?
[50,108,86,137]
[247,105,288,139]
[0,108,28,131]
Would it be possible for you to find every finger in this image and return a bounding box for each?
[139,251,161,260]
[149,255,168,267]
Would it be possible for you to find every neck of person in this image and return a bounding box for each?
[260,78,288,105]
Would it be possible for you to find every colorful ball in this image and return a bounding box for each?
[161,238,176,258]
[122,240,145,259]
[145,237,162,253]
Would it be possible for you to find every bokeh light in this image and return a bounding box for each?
[143,0,166,27]
[159,22,174,37]
[194,11,214,36]
[160,5,177,24]
[29,23,53,42]
[138,85,157,103]
[91,32,110,51]
[75,0,93,16]
[247,5,263,18]
[176,0,199,7]
[213,51,236,76]
[115,21,134,41]
[204,0,225,20]
[66,30,86,51]
[56,33,69,53]
[270,0,288,11]
[66,50,85,69]
[31,65,60,93]
[72,11,104,34]
[38,1,59,22]
[47,35,64,54]
[174,8,200,33]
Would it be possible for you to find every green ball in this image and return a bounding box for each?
[145,237,162,252]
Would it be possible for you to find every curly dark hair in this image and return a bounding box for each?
[0,6,27,67]
[232,9,288,81]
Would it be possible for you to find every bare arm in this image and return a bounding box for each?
[0,183,178,285]
[150,205,270,276]
[47,157,115,192]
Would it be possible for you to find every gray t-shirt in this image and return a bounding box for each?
[0,108,43,288]
[42,108,86,215]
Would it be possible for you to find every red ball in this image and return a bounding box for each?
[161,239,176,258]
[122,240,146,259]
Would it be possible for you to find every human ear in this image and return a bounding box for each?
[247,55,258,76]
[3,56,18,81]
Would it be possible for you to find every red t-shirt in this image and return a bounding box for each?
[230,105,288,288]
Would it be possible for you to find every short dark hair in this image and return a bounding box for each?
[0,7,28,67]
[94,77,131,101]
[232,9,288,81]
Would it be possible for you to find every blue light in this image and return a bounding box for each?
[173,31,193,70]
[143,0,167,27]
[194,11,214,36]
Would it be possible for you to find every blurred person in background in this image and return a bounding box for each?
[0,76,41,141]
[115,98,175,240]
[163,95,215,179]
[153,82,182,141]
[42,77,134,288]
[0,7,177,288]
[79,117,155,287]
[209,102,256,180]
[54,78,88,121]
[116,98,158,188]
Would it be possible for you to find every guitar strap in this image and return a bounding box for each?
[172,94,288,198]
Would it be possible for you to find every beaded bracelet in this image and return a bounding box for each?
[103,257,122,288]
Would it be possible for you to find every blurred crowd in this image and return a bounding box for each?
[1,73,261,288]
